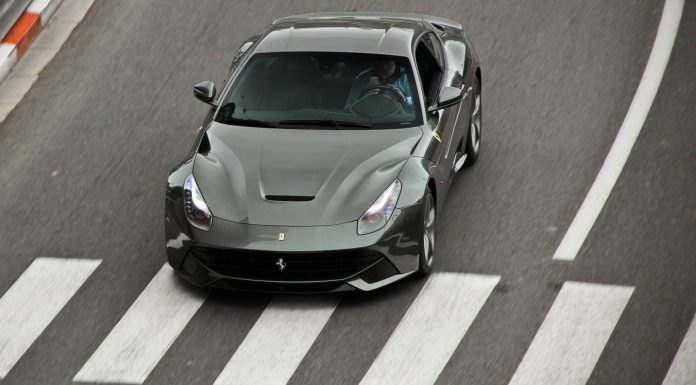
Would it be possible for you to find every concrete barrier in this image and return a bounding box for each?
[0,0,32,39]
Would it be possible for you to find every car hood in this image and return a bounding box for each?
[193,122,423,226]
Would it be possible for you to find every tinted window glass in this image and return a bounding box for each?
[425,33,444,68]
[215,52,422,129]
[415,42,442,105]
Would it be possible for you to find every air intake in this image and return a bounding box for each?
[265,195,315,202]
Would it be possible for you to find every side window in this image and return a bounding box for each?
[415,36,443,106]
[424,33,444,69]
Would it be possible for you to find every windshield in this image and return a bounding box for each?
[215,52,422,129]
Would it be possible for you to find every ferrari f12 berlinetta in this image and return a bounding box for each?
[165,12,482,292]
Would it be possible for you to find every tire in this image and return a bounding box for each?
[417,189,436,276]
[464,78,481,166]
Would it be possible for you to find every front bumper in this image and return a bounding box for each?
[165,198,423,292]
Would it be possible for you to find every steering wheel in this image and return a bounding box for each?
[359,85,407,105]
[350,85,407,118]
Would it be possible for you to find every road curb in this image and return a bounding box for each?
[0,0,63,83]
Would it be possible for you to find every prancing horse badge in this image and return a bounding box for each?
[278,232,285,241]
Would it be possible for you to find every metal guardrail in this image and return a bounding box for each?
[0,0,32,40]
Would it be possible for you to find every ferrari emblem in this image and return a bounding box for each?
[432,131,442,142]
[276,258,287,271]
[278,232,285,241]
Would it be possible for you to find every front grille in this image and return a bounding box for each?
[190,247,384,282]
[212,279,346,293]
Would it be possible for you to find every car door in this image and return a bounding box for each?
[437,28,475,173]
[414,32,465,201]
[434,35,471,174]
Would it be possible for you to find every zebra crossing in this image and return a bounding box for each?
[0,258,100,379]
[0,257,694,385]
[214,296,338,385]
[507,282,634,385]
[662,313,696,385]
[74,265,208,383]
[360,273,499,385]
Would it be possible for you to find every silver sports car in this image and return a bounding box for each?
[165,12,482,292]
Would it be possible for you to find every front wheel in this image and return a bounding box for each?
[417,190,436,276]
[464,78,481,166]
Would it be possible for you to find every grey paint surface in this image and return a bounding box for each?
[0,0,692,385]
[194,123,421,226]
[255,19,417,56]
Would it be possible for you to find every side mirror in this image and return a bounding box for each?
[193,81,217,106]
[428,86,463,112]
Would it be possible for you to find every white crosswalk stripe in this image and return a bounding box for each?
[0,257,100,379]
[2,257,692,385]
[662,311,696,385]
[73,263,208,384]
[508,281,634,385]
[214,295,339,385]
[359,272,500,385]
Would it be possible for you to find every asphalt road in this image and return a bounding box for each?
[0,0,694,384]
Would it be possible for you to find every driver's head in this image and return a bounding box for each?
[374,59,397,79]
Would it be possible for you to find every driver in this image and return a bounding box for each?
[344,59,414,109]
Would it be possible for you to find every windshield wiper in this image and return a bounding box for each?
[277,119,372,129]
[216,117,276,128]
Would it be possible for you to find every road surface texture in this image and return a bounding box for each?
[0,0,693,384]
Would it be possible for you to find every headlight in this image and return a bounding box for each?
[184,174,212,231]
[357,179,401,235]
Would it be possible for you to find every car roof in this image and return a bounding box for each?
[273,12,462,30]
[253,12,456,57]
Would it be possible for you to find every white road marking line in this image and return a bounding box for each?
[0,257,100,379]
[359,273,500,385]
[74,264,207,384]
[28,0,54,15]
[508,282,634,385]
[214,296,339,385]
[0,43,17,82]
[662,311,696,385]
[553,0,684,261]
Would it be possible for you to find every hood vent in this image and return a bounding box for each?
[265,195,315,202]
